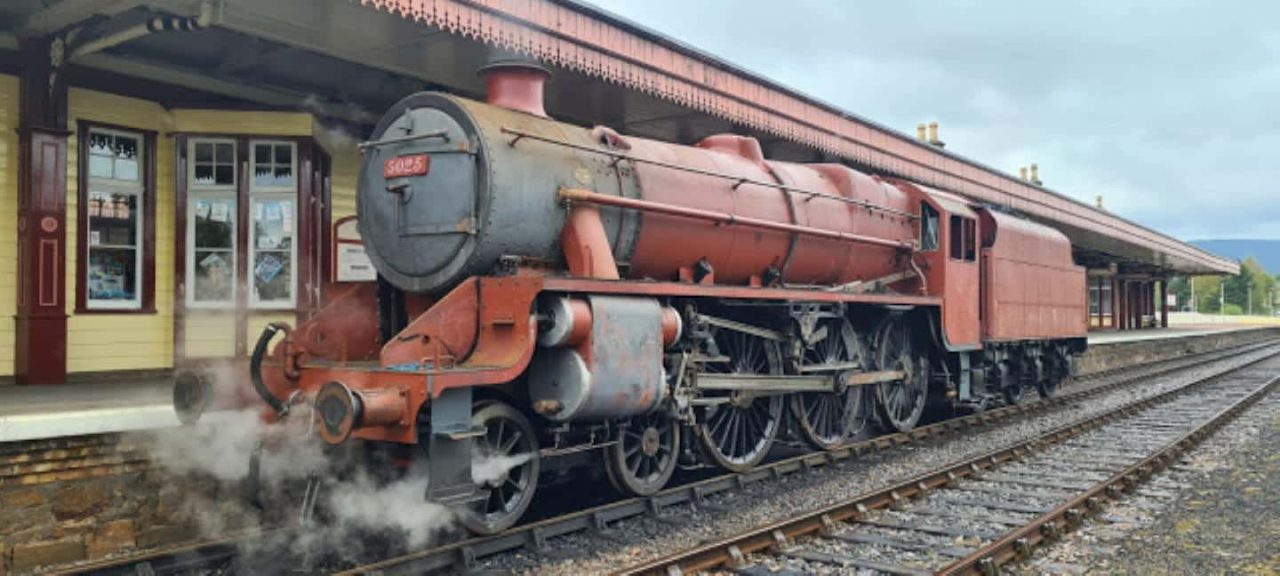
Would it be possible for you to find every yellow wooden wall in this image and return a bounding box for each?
[66,89,177,373]
[0,83,358,375]
[314,118,359,222]
[0,75,18,376]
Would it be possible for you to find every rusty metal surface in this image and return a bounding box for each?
[979,209,1089,342]
[529,295,666,421]
[357,0,1236,275]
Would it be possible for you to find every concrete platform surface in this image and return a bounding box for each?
[1086,325,1248,345]
[0,378,179,443]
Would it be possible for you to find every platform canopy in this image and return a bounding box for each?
[0,0,1237,275]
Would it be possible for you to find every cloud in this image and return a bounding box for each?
[587,0,1280,240]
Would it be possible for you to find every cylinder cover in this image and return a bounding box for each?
[528,296,666,421]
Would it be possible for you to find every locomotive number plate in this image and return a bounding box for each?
[383,154,430,179]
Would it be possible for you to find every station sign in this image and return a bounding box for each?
[333,216,377,282]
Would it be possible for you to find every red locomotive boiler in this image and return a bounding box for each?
[179,53,1087,534]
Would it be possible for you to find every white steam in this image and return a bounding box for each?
[324,471,454,549]
[472,452,532,485]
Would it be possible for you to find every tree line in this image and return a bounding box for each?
[1168,257,1278,316]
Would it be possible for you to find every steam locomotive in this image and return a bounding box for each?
[179,53,1087,535]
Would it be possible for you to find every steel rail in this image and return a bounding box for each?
[937,370,1280,575]
[333,339,1278,576]
[42,529,272,576]
[615,346,1280,576]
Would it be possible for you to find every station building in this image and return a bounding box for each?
[0,0,1237,386]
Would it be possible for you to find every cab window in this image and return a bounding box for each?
[949,215,977,262]
[920,203,940,251]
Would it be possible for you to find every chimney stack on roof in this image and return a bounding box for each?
[1029,163,1042,186]
[927,121,945,148]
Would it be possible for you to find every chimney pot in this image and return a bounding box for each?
[1019,166,1028,181]
[479,47,550,117]
[1096,194,1104,209]
[916,123,927,141]
[1030,163,1041,185]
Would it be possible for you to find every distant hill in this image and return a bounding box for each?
[1191,239,1280,274]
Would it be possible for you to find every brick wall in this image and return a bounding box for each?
[0,434,249,574]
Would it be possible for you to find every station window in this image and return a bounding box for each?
[920,203,940,251]
[248,141,297,308]
[187,139,238,308]
[80,126,153,312]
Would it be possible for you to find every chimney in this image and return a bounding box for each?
[478,47,550,117]
[927,121,945,148]
[916,123,927,142]
[1029,163,1041,185]
[1096,195,1104,209]
[1019,166,1028,181]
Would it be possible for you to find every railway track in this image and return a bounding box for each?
[615,348,1280,575]
[332,340,1280,576]
[52,338,1277,576]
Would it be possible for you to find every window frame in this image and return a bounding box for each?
[185,138,240,310]
[75,121,156,314]
[247,140,299,309]
[948,215,977,263]
[919,202,940,252]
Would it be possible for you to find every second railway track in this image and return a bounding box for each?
[615,345,1280,575]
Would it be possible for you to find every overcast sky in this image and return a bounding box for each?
[587,0,1280,241]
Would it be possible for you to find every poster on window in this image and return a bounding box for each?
[88,250,134,302]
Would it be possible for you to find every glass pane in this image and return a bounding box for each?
[194,164,214,186]
[193,198,234,249]
[270,166,293,187]
[89,155,114,179]
[90,132,113,155]
[254,199,293,250]
[253,250,292,303]
[215,165,234,186]
[195,142,213,163]
[255,144,271,164]
[114,136,138,160]
[274,144,291,164]
[114,158,138,181]
[88,191,138,248]
[215,143,233,163]
[87,247,138,303]
[194,250,234,302]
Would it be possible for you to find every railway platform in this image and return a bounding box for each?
[0,377,178,444]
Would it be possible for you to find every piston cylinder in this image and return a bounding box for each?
[529,295,667,421]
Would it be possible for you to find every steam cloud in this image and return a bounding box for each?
[136,365,537,569]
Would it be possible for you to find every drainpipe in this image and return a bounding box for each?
[70,0,219,60]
